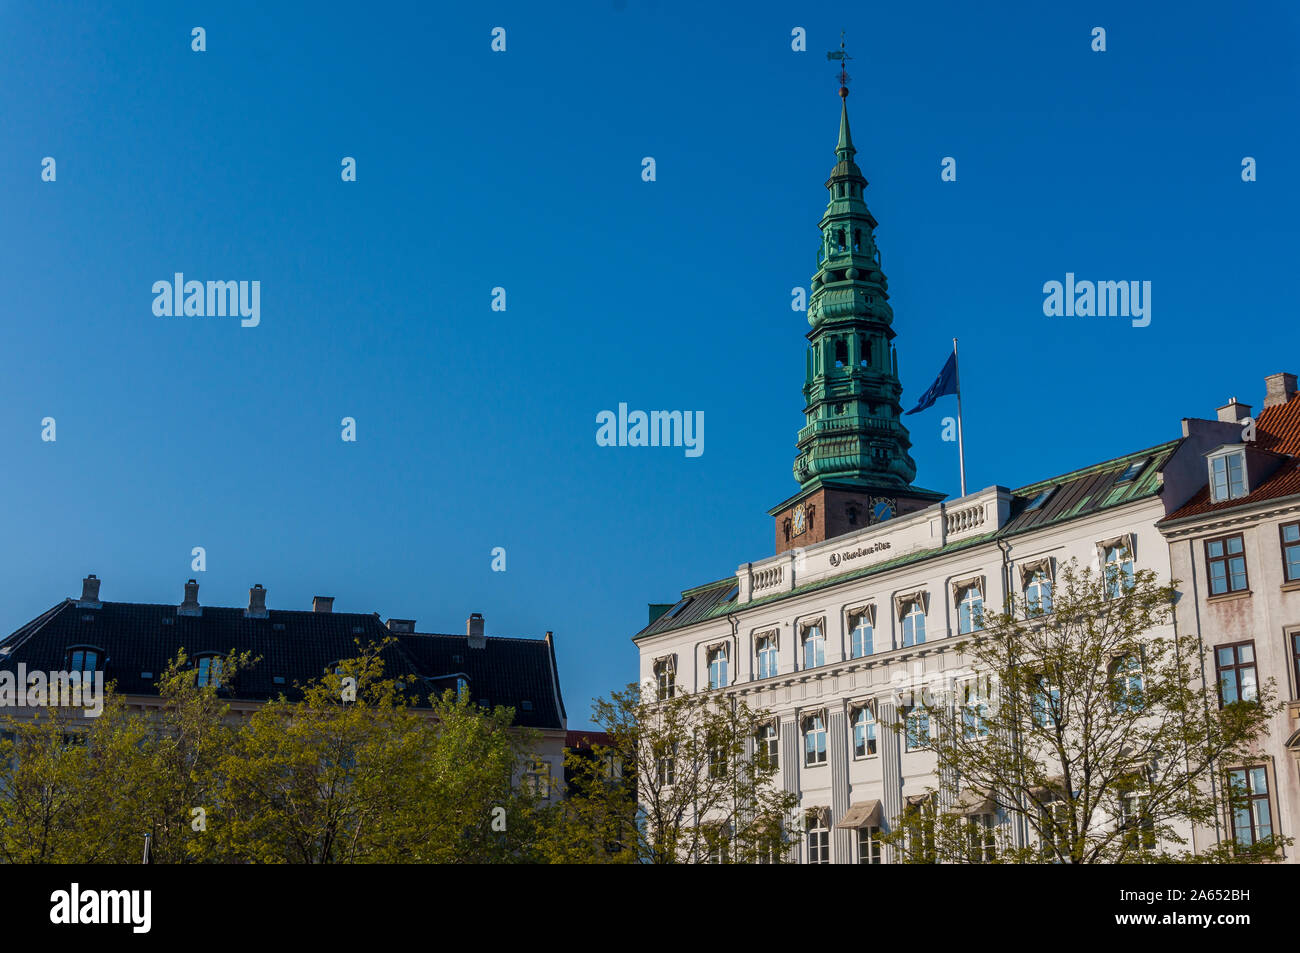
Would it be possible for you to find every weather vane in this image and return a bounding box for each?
[826,31,852,97]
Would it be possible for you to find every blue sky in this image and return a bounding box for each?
[1,1,1297,727]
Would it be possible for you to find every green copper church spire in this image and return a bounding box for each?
[792,80,919,491]
[770,41,944,551]
[836,96,855,161]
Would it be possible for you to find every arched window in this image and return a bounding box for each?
[834,339,848,367]
[802,625,825,669]
[195,654,223,688]
[957,586,984,635]
[803,714,827,765]
[850,612,873,658]
[852,706,877,758]
[66,647,101,672]
[860,335,870,366]
[902,601,926,647]
[853,228,862,252]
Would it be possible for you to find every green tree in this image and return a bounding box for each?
[885,557,1285,864]
[136,648,252,863]
[207,641,546,863]
[543,684,797,864]
[0,696,151,863]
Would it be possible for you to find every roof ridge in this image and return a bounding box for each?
[409,632,549,644]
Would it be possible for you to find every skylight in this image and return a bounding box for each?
[722,585,740,602]
[1025,487,1055,512]
[1116,458,1148,483]
[668,597,694,618]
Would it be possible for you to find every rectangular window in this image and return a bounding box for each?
[1120,793,1155,852]
[967,814,997,862]
[806,815,830,864]
[1041,801,1071,859]
[850,613,873,658]
[957,586,983,635]
[1227,766,1273,849]
[655,743,676,786]
[654,659,675,700]
[755,635,778,680]
[804,714,828,766]
[852,706,877,758]
[707,741,727,779]
[1205,534,1249,595]
[1210,451,1247,503]
[858,826,882,864]
[802,625,826,670]
[960,678,991,739]
[1032,677,1061,729]
[1215,641,1258,706]
[708,646,729,690]
[1281,522,1300,582]
[901,602,926,647]
[1292,633,1300,699]
[1025,569,1053,615]
[757,723,778,769]
[904,707,931,751]
[1103,543,1135,599]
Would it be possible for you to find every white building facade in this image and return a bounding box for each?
[636,421,1240,862]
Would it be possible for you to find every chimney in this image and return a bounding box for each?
[1216,397,1252,423]
[246,583,268,619]
[386,618,415,633]
[312,596,334,613]
[179,579,201,616]
[467,612,486,649]
[77,574,102,608]
[1264,372,1297,409]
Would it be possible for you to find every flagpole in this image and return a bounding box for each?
[953,337,967,497]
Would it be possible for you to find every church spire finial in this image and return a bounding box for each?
[827,32,855,158]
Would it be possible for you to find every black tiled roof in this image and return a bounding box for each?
[399,631,565,730]
[0,599,565,730]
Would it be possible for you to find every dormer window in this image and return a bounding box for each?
[1209,448,1247,503]
[195,655,223,688]
[67,647,101,672]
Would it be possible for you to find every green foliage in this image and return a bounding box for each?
[882,558,1289,864]
[0,641,549,863]
[541,683,797,864]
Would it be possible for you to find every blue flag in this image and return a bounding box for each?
[905,352,958,415]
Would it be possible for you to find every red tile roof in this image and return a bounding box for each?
[1163,394,1300,521]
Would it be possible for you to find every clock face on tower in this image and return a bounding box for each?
[792,504,807,536]
[871,498,895,524]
